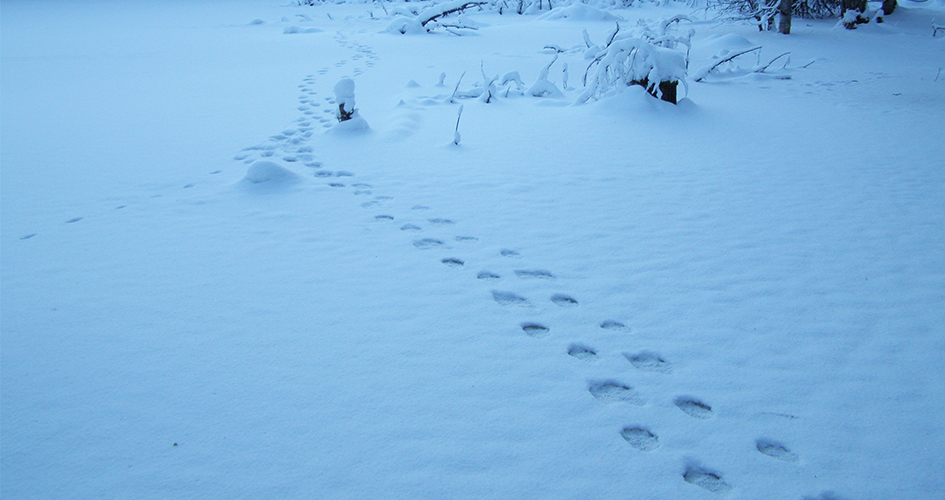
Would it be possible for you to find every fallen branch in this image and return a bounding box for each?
[755,51,790,73]
[694,46,762,82]
[420,1,487,27]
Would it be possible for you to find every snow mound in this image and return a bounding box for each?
[284,26,322,34]
[386,17,424,35]
[241,160,300,186]
[537,5,621,21]
[329,115,371,135]
[702,33,757,58]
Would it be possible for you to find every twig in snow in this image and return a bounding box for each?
[755,51,790,73]
[694,46,762,82]
[450,71,466,102]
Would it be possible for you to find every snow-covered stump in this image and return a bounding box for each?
[334,78,356,122]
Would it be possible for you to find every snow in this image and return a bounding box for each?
[2,1,944,499]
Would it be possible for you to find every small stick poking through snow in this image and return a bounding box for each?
[453,105,464,145]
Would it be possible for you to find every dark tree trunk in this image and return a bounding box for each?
[842,0,868,29]
[779,0,793,34]
[658,81,678,104]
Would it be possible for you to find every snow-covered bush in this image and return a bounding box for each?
[577,17,693,104]
[386,0,487,34]
[708,0,842,30]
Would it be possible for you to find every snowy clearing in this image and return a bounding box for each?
[2,1,944,498]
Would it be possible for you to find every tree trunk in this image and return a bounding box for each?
[842,0,868,29]
[882,0,897,15]
[779,0,793,34]
[658,81,677,104]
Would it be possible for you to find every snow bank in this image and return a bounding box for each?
[537,4,622,21]
[240,160,301,187]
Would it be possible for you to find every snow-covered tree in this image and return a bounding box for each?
[577,18,692,104]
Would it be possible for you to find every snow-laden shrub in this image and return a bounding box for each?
[708,0,842,30]
[577,17,692,104]
[386,0,487,34]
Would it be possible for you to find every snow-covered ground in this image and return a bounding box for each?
[2,1,944,498]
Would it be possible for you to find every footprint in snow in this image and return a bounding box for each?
[566,343,597,360]
[683,464,731,493]
[621,427,659,451]
[375,215,394,221]
[400,224,421,232]
[500,249,521,258]
[427,218,453,226]
[441,258,464,267]
[521,322,549,337]
[675,397,713,419]
[587,380,644,405]
[515,269,555,279]
[413,238,444,249]
[477,271,501,281]
[756,439,799,462]
[20,233,37,240]
[550,294,578,307]
[455,236,478,242]
[491,290,527,306]
[65,217,83,224]
[624,351,672,373]
[600,320,630,332]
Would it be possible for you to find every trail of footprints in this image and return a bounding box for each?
[236,57,798,493]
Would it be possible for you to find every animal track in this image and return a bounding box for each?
[683,464,731,493]
[600,320,629,331]
[550,294,578,307]
[65,217,83,224]
[400,224,421,232]
[514,269,555,279]
[674,397,713,419]
[491,290,527,306]
[521,322,549,337]
[566,343,597,360]
[477,271,501,280]
[427,218,453,225]
[413,238,444,249]
[756,439,799,462]
[587,381,644,405]
[500,249,521,258]
[624,351,672,373]
[441,258,464,267]
[375,215,394,221]
[455,236,478,241]
[621,427,659,451]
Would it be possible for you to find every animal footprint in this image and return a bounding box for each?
[515,269,554,279]
[500,249,521,258]
[756,439,799,462]
[566,343,597,360]
[491,290,527,306]
[455,236,478,242]
[521,323,549,337]
[674,397,713,419]
[413,238,444,249]
[375,215,394,221]
[683,464,731,493]
[588,381,644,405]
[400,224,421,232]
[477,271,501,281]
[441,258,464,267]
[550,294,578,307]
[624,351,672,373]
[20,233,37,240]
[427,218,453,226]
[600,320,629,331]
[621,427,659,451]
[65,217,83,224]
